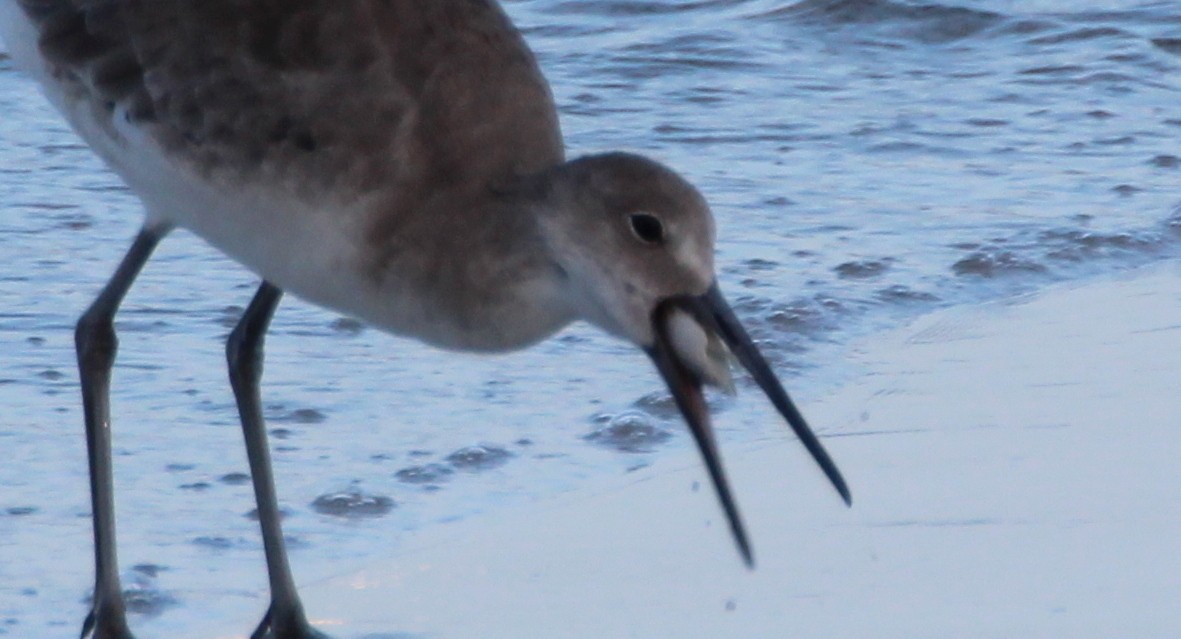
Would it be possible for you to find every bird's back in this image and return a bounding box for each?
[4,1,570,346]
[7,0,563,206]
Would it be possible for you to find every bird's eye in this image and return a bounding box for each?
[628,212,665,244]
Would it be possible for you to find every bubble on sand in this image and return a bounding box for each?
[876,285,939,304]
[446,445,514,471]
[245,506,293,521]
[631,391,681,420]
[311,491,394,519]
[123,584,176,617]
[952,250,1046,277]
[219,472,251,485]
[395,463,455,485]
[834,258,892,279]
[192,536,242,550]
[330,317,365,335]
[131,564,165,578]
[1150,154,1180,168]
[83,566,176,617]
[583,412,673,453]
[286,408,327,424]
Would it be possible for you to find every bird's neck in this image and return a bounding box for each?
[356,191,576,352]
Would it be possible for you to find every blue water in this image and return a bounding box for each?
[2,0,1180,635]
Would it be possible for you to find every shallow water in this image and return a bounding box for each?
[2,0,1180,635]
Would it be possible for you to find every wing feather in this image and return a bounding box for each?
[16,0,563,202]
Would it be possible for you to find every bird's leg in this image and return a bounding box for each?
[226,282,327,639]
[76,227,165,639]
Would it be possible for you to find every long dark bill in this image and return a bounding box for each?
[646,309,754,567]
[646,283,853,568]
[696,283,852,507]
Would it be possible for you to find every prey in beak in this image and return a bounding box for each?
[646,282,852,567]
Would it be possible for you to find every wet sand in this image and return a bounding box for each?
[188,262,1181,638]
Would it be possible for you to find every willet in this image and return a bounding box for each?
[2,2,851,638]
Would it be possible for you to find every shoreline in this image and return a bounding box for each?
[188,261,1181,638]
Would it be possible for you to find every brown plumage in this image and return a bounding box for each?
[22,0,561,197]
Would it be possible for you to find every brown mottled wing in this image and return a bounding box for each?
[20,0,564,201]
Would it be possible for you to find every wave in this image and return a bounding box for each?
[760,0,1005,43]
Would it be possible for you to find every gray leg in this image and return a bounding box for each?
[77,228,165,639]
[226,282,327,639]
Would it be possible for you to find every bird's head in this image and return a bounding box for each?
[526,152,851,565]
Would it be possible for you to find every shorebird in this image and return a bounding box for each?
[2,1,851,637]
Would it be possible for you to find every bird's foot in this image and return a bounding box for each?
[80,604,135,639]
[250,603,331,639]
